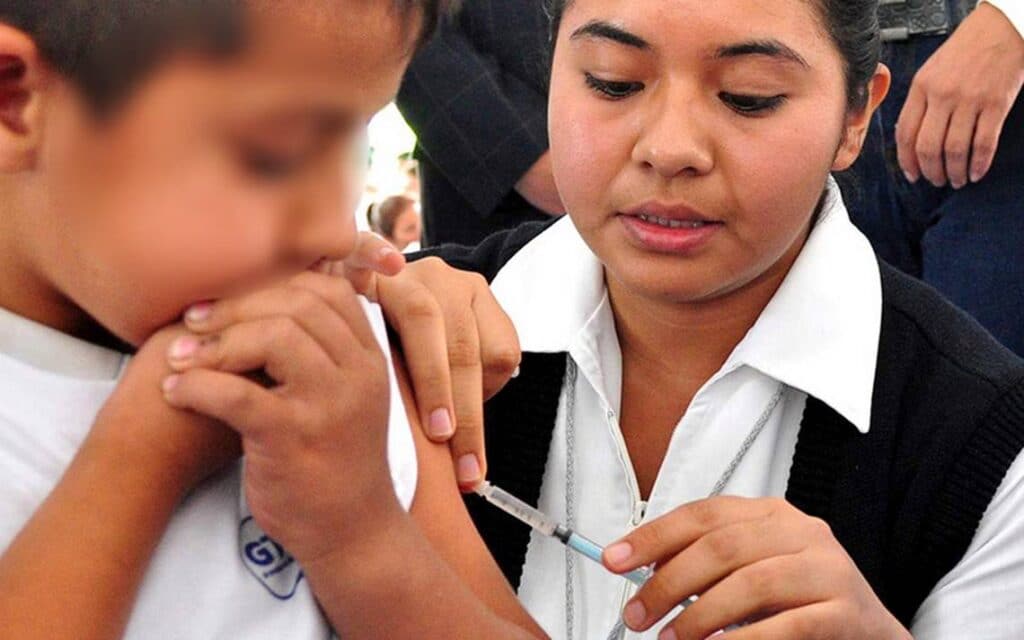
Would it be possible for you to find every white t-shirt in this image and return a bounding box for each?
[0,300,417,639]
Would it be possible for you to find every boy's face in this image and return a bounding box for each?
[27,1,414,345]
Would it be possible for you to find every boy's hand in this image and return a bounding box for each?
[161,271,400,565]
[604,497,911,640]
[90,325,241,494]
[344,236,521,490]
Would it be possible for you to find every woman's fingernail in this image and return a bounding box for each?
[970,167,984,183]
[658,628,678,640]
[162,375,180,395]
[186,302,213,324]
[457,454,482,485]
[168,336,200,362]
[511,366,521,379]
[903,170,917,184]
[623,599,647,629]
[605,541,634,566]
[378,245,399,260]
[428,408,454,439]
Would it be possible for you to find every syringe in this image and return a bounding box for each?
[474,480,652,586]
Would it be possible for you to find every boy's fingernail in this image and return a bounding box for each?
[428,408,454,439]
[970,167,984,183]
[186,302,213,324]
[658,628,678,640]
[605,541,634,566]
[457,454,481,485]
[511,366,521,379]
[162,375,180,395]
[168,336,200,362]
[378,245,399,260]
[623,600,647,629]
[903,170,917,184]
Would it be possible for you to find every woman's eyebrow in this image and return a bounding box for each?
[570,20,649,50]
[715,40,810,67]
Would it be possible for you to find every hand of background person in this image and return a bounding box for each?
[515,151,566,216]
[163,271,401,565]
[604,497,912,640]
[896,2,1024,189]
[90,324,241,494]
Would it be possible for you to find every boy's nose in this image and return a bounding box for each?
[287,166,358,267]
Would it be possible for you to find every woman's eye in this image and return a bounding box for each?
[720,92,786,115]
[584,73,644,100]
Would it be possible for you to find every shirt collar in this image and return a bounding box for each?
[0,305,127,380]
[490,179,881,433]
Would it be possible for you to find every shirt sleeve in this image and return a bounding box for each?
[396,18,550,218]
[981,0,1024,39]
[910,449,1024,638]
[362,299,418,511]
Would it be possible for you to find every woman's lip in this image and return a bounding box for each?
[618,213,723,255]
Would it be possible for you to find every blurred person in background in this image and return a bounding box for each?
[368,194,423,251]
[397,0,563,247]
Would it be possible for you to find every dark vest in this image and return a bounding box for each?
[416,222,1024,627]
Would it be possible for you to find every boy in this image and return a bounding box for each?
[0,1,542,638]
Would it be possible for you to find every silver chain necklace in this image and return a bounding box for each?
[562,358,786,640]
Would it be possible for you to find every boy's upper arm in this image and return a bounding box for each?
[391,350,547,639]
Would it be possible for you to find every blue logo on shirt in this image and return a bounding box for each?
[239,516,304,600]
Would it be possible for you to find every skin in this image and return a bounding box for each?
[896,2,1024,188]
[0,1,541,638]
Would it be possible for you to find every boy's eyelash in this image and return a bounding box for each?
[719,92,787,116]
[243,150,306,180]
[584,72,644,100]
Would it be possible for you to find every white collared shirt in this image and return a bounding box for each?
[0,301,417,639]
[491,182,1024,639]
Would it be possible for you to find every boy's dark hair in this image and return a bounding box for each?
[0,0,454,111]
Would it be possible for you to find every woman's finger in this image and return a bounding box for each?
[627,512,818,627]
[604,497,788,573]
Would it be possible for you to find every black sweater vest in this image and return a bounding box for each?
[417,221,1024,627]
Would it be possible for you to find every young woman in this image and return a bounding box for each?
[400,0,1024,638]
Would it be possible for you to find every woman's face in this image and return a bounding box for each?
[549,0,886,305]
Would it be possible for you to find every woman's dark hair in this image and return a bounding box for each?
[367,194,416,240]
[543,0,881,112]
[0,0,455,111]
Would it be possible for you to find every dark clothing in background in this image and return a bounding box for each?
[844,26,1024,355]
[397,1,552,247]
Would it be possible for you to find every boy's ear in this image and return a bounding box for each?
[833,63,892,172]
[0,24,48,172]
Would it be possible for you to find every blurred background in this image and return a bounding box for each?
[360,104,422,252]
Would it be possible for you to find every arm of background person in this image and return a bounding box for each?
[896,1,1024,189]
[396,18,563,216]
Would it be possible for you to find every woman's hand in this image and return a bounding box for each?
[161,270,400,565]
[603,497,911,640]
[341,233,522,489]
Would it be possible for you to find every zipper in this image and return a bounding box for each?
[605,406,647,636]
